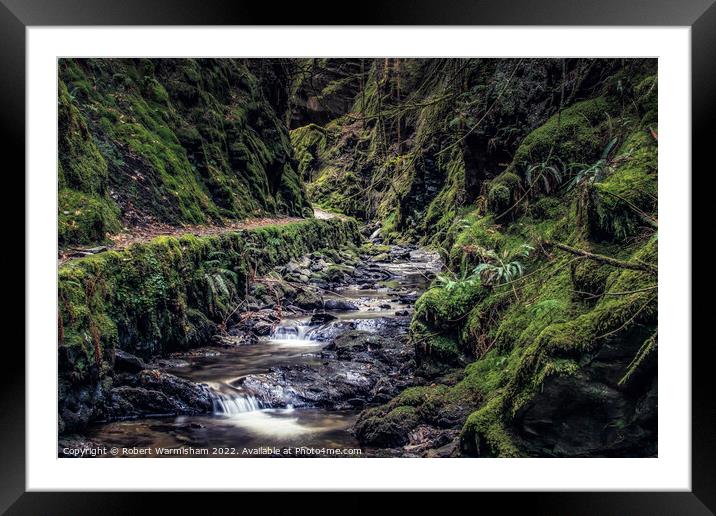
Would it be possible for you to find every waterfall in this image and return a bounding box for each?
[267,321,318,346]
[210,390,263,415]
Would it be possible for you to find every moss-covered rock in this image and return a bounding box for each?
[290,123,328,180]
[58,80,121,245]
[487,172,521,215]
[354,405,421,447]
[59,58,312,247]
[511,97,613,173]
[457,237,657,457]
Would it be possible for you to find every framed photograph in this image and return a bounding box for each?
[6,0,712,510]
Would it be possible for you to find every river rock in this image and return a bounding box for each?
[323,299,359,311]
[294,289,323,309]
[354,406,421,447]
[309,312,338,326]
[105,370,212,419]
[240,322,414,410]
[229,309,280,336]
[399,292,420,304]
[114,350,147,373]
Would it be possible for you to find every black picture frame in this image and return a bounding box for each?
[4,0,712,512]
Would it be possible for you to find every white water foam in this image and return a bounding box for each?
[267,322,319,347]
[211,391,262,415]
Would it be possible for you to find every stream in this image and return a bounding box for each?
[83,247,441,457]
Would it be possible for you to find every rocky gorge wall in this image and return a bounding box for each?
[59,58,311,247]
[58,218,360,433]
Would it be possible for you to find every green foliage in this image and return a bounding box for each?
[524,160,565,195]
[566,137,618,191]
[512,97,613,173]
[472,244,533,286]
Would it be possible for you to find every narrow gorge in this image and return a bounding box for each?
[58,58,658,458]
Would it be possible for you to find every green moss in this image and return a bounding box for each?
[413,281,487,330]
[446,214,504,271]
[358,242,392,256]
[487,172,521,215]
[290,124,328,180]
[307,167,365,217]
[59,190,121,246]
[58,58,311,248]
[570,258,614,300]
[58,80,121,246]
[461,397,520,457]
[512,97,613,172]
[527,196,565,221]
[589,130,657,241]
[412,321,462,374]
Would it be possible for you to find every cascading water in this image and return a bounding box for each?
[267,320,319,346]
[211,390,263,415]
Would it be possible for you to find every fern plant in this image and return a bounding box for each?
[434,268,481,292]
[472,244,533,286]
[201,251,239,317]
[525,160,565,195]
[567,137,618,190]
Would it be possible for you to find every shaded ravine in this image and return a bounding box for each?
[80,247,441,457]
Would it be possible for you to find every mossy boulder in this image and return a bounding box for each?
[413,281,487,330]
[487,172,521,215]
[511,97,613,172]
[354,406,421,447]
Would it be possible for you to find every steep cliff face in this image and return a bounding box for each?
[59,58,311,247]
[288,58,366,128]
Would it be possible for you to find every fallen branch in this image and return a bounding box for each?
[542,241,657,275]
